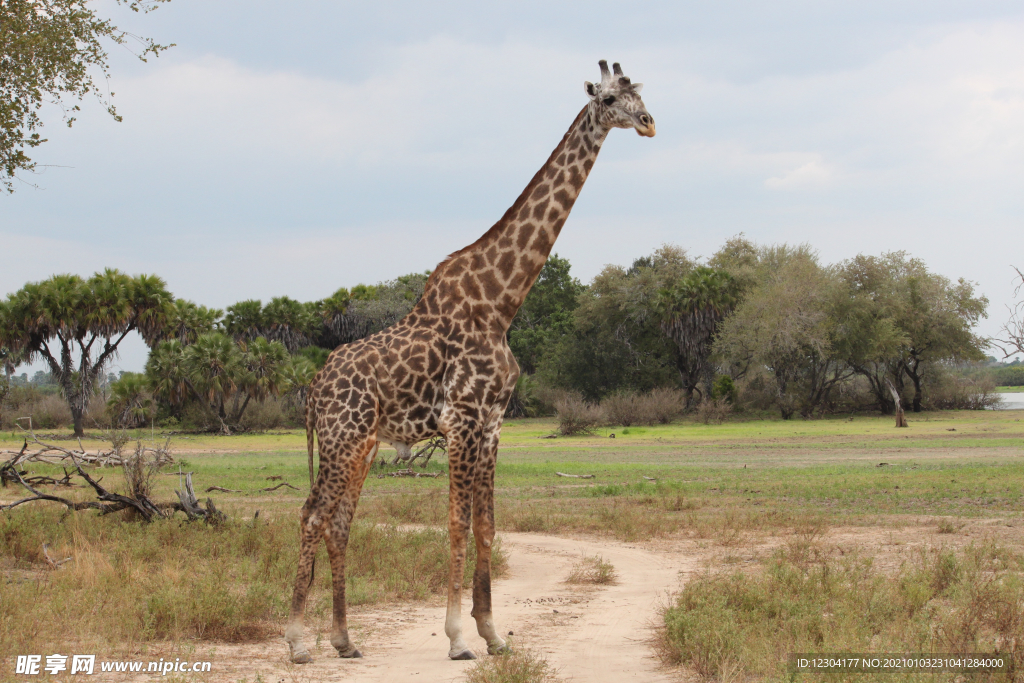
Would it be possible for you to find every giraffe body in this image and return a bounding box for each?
[286,60,654,663]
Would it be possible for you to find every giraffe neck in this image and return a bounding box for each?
[421,103,609,332]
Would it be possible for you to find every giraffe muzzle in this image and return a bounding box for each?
[635,112,656,137]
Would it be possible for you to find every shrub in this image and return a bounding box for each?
[711,375,737,404]
[505,374,541,418]
[601,391,644,427]
[695,398,731,425]
[601,388,684,427]
[925,374,1001,410]
[994,366,1024,387]
[237,397,286,431]
[15,393,73,430]
[643,387,686,423]
[554,392,604,435]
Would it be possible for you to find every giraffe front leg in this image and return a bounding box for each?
[445,454,476,660]
[471,480,507,655]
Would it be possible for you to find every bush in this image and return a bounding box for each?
[554,393,604,435]
[994,366,1024,387]
[925,373,1001,410]
[710,375,737,404]
[12,393,72,430]
[601,388,684,427]
[237,398,286,431]
[601,391,645,427]
[695,398,731,425]
[643,387,686,423]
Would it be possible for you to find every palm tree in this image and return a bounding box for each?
[159,300,222,345]
[657,267,739,407]
[107,372,153,428]
[184,332,240,434]
[1,269,172,435]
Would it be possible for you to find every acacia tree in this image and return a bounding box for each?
[0,269,172,435]
[1,0,172,190]
[714,248,852,419]
[838,252,988,412]
[657,266,738,407]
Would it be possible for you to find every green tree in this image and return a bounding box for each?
[0,269,172,435]
[508,254,583,375]
[1,0,172,191]
[159,299,221,345]
[837,252,988,412]
[657,266,739,407]
[714,247,851,419]
[540,246,691,399]
[106,371,152,427]
[147,332,294,433]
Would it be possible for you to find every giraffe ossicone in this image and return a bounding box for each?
[285,60,654,664]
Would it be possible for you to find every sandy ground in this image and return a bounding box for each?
[191,531,698,683]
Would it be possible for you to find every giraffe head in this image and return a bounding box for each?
[584,60,655,137]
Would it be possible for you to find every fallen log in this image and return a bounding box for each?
[555,472,595,479]
[376,468,443,479]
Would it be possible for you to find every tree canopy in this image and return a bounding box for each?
[0,0,171,191]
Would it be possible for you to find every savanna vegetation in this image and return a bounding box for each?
[2,410,1023,681]
[1,239,1014,439]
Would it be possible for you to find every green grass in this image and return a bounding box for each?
[997,386,1024,393]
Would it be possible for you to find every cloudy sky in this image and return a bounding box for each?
[5,0,1023,373]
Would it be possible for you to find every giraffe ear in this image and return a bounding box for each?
[632,83,643,94]
[584,81,598,100]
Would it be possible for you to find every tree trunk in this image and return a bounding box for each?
[72,406,85,437]
[886,380,908,428]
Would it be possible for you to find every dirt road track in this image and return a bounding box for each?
[203,532,695,682]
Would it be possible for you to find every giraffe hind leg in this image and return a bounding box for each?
[286,434,376,663]
[325,440,378,659]
[285,480,336,663]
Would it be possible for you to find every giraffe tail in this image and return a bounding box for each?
[305,397,316,488]
[304,396,318,591]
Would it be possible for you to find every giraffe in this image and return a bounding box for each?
[286,60,655,664]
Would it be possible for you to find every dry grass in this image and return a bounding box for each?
[657,541,1024,681]
[0,505,507,664]
[462,644,560,683]
[565,554,617,585]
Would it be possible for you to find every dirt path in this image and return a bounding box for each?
[203,532,696,682]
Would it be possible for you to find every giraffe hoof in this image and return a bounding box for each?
[291,651,313,665]
[449,649,478,660]
[338,646,363,659]
[487,643,511,655]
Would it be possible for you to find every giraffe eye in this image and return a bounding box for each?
[603,96,616,106]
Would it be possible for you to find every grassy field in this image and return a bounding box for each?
[2,408,1023,681]
[997,385,1024,393]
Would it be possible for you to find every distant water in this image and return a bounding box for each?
[992,393,1024,410]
